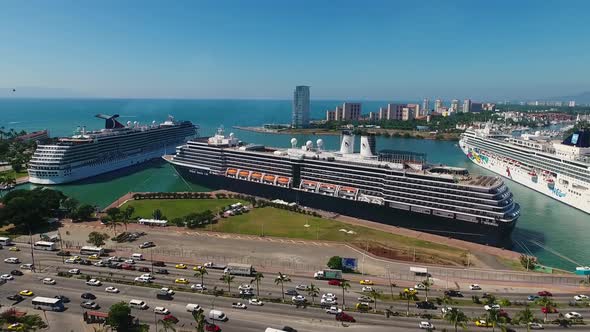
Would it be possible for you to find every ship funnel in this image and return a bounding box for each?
[340,131,354,154]
[290,138,297,148]
[360,134,376,157]
[316,139,324,151]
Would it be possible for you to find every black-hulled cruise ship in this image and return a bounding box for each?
[28,114,196,184]
[166,129,521,247]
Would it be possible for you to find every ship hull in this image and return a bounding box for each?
[459,139,590,214]
[173,164,516,248]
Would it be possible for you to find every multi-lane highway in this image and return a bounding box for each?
[1,244,588,331]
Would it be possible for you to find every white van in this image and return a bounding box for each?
[129,299,148,310]
[208,309,227,321]
[131,253,144,260]
[186,303,202,312]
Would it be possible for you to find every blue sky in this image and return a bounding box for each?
[0,0,589,100]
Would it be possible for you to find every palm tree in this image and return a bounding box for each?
[158,318,177,332]
[487,308,500,332]
[444,308,469,332]
[222,274,235,295]
[307,283,320,305]
[274,272,291,302]
[194,267,208,289]
[339,280,351,310]
[514,306,537,332]
[405,292,418,316]
[422,277,433,302]
[191,310,206,332]
[536,296,557,322]
[251,272,264,297]
[108,220,122,236]
[369,288,382,312]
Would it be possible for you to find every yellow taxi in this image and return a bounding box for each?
[8,247,20,252]
[475,320,492,327]
[88,254,101,260]
[404,288,418,295]
[19,290,34,296]
[359,279,373,285]
[193,266,204,271]
[355,302,371,311]
[175,278,189,284]
[175,263,187,269]
[7,323,24,331]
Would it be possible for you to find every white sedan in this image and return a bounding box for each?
[419,321,435,329]
[68,269,80,274]
[105,286,119,293]
[292,295,306,302]
[86,279,102,286]
[238,284,252,290]
[565,312,583,319]
[574,295,589,301]
[124,259,135,264]
[154,306,170,315]
[469,284,481,290]
[248,298,264,306]
[415,283,427,290]
[191,284,207,291]
[325,306,342,314]
[361,286,374,292]
[42,278,56,285]
[232,302,247,309]
[0,274,14,280]
[322,293,337,299]
[484,304,501,311]
[4,257,20,264]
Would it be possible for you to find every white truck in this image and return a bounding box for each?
[224,263,254,276]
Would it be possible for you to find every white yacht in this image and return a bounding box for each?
[460,124,590,214]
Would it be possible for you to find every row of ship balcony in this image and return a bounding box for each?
[299,180,359,200]
[226,168,292,188]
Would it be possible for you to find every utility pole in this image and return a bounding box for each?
[57,227,65,264]
[28,224,36,273]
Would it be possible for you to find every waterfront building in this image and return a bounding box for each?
[450,99,459,113]
[325,102,362,122]
[435,99,443,112]
[292,86,310,128]
[471,102,484,113]
[422,98,430,114]
[167,128,521,246]
[462,99,472,113]
[569,100,576,107]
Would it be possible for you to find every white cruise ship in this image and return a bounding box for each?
[460,125,590,214]
[28,114,196,184]
[166,129,521,246]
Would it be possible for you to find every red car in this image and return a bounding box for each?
[328,280,342,286]
[163,315,179,323]
[138,267,151,272]
[122,264,136,270]
[205,322,221,332]
[541,307,558,314]
[336,312,355,322]
[538,291,553,297]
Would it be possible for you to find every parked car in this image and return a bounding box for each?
[419,321,435,329]
[444,290,463,297]
[232,302,247,309]
[416,301,437,309]
[335,312,355,322]
[86,279,102,286]
[565,312,582,319]
[81,301,99,309]
[328,279,341,286]
[81,293,96,300]
[248,298,263,306]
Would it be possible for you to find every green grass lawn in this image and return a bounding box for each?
[214,206,465,262]
[0,169,28,179]
[123,198,245,220]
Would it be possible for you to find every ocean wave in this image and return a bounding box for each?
[8,121,22,124]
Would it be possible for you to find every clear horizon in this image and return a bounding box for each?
[1,0,589,100]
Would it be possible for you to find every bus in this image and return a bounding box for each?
[32,296,65,311]
[34,241,57,251]
[80,246,105,256]
[0,237,13,246]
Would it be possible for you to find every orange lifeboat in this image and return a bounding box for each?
[263,175,276,182]
[251,172,262,179]
[340,186,357,192]
[302,180,317,186]
[319,183,336,191]
[277,177,289,184]
[239,170,250,177]
[227,169,238,175]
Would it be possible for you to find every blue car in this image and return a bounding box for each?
[527,295,540,301]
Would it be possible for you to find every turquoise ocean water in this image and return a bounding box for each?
[0,98,587,271]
